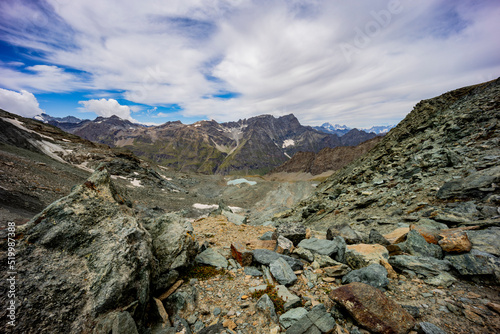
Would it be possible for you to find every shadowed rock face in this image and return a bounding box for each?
[2,167,198,333]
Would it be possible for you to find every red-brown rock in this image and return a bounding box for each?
[231,242,253,266]
[329,282,415,334]
[410,224,440,244]
[438,230,472,253]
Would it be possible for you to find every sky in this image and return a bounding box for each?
[0,0,499,128]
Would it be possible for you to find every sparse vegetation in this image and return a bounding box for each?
[250,284,285,314]
[179,265,227,281]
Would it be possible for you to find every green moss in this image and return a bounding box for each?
[250,284,285,314]
[178,265,226,281]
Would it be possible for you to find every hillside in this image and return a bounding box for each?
[270,136,383,177]
[277,78,500,235]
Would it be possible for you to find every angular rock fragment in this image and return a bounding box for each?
[231,241,253,266]
[389,255,452,278]
[329,282,415,334]
[327,223,363,244]
[275,235,295,255]
[195,248,228,268]
[297,237,346,263]
[342,263,389,288]
[397,230,443,259]
[345,244,389,269]
[438,230,472,253]
[273,222,307,246]
[253,249,304,270]
[270,257,297,286]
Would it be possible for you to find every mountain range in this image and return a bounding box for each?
[313,123,395,136]
[43,113,378,174]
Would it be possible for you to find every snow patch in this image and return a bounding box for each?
[284,152,291,159]
[2,117,55,141]
[227,178,257,186]
[193,203,219,210]
[282,139,295,148]
[130,179,142,187]
[194,124,201,127]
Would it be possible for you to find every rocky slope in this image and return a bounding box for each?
[270,136,383,176]
[52,113,376,175]
[277,78,500,234]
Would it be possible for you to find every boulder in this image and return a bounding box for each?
[418,322,447,334]
[256,294,278,323]
[445,249,500,277]
[275,235,295,255]
[438,230,472,253]
[244,266,263,276]
[231,242,253,266]
[222,210,247,225]
[329,282,415,334]
[276,285,302,311]
[466,228,500,256]
[323,264,351,277]
[273,222,307,246]
[293,247,315,262]
[345,244,389,269]
[285,304,336,334]
[327,223,363,244]
[314,254,339,268]
[259,231,275,240]
[195,248,228,269]
[269,258,297,286]
[383,227,409,244]
[436,165,500,199]
[423,272,457,287]
[410,224,441,245]
[397,230,443,259]
[297,237,346,263]
[342,263,389,289]
[389,255,452,277]
[280,307,308,329]
[12,168,154,333]
[253,249,304,271]
[368,229,391,246]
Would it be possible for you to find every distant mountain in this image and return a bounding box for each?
[270,136,383,176]
[314,122,395,136]
[363,125,395,134]
[34,113,84,124]
[50,113,365,174]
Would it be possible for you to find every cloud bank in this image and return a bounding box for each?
[0,88,43,117]
[0,0,499,127]
[79,98,134,121]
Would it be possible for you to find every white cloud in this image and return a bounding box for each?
[79,98,134,121]
[0,0,499,127]
[0,88,43,117]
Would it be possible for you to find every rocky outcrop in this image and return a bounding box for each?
[2,167,198,333]
[270,136,382,176]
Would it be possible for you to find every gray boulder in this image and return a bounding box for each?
[253,249,304,270]
[418,322,447,334]
[297,237,346,263]
[342,263,389,288]
[256,294,278,323]
[445,249,499,277]
[397,230,443,259]
[327,223,363,244]
[368,229,391,246]
[293,247,315,262]
[280,307,308,329]
[273,222,307,246]
[195,248,228,269]
[285,304,336,334]
[259,231,275,240]
[12,168,154,333]
[436,165,500,199]
[466,228,500,257]
[389,255,452,277]
[269,258,297,286]
[223,210,247,225]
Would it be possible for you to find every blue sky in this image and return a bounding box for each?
[0,0,499,127]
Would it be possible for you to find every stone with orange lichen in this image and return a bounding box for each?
[345,244,389,269]
[410,224,440,244]
[383,227,409,244]
[438,230,472,253]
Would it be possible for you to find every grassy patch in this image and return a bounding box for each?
[179,265,226,281]
[250,284,285,314]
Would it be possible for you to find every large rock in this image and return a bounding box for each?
[383,227,409,244]
[327,223,363,244]
[195,248,228,268]
[273,222,307,246]
[231,242,253,266]
[253,249,304,271]
[409,225,441,245]
[329,282,415,334]
[270,258,297,286]
[436,165,500,199]
[276,285,302,310]
[323,264,351,277]
[397,230,443,259]
[285,304,336,334]
[222,210,247,225]
[438,230,472,253]
[297,237,346,263]
[345,244,389,269]
[293,247,315,262]
[256,294,278,323]
[389,255,452,277]
[342,263,389,288]
[275,235,295,255]
[466,228,500,256]
[445,249,500,277]
[11,168,154,333]
[368,229,391,246]
[143,213,199,293]
[280,307,308,329]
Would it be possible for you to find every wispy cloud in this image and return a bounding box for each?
[0,0,499,127]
